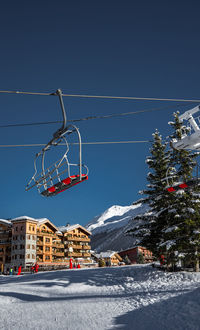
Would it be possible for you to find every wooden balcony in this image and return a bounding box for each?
[55,252,64,257]
[37,231,56,237]
[82,245,91,250]
[82,253,91,257]
[65,244,82,249]
[65,236,90,242]
[37,240,43,246]
[67,252,83,257]
[52,243,64,248]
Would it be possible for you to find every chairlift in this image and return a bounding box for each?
[171,105,200,150]
[26,89,88,197]
[164,164,200,193]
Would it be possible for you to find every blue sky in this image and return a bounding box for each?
[0,1,200,227]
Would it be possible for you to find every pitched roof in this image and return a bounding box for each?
[58,224,91,235]
[0,219,12,226]
[96,251,117,258]
[36,218,58,232]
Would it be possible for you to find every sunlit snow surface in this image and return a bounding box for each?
[0,265,200,330]
[86,204,148,234]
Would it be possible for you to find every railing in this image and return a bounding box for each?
[55,252,64,257]
[82,245,91,250]
[65,236,90,242]
[37,240,43,245]
[52,243,64,248]
[82,253,91,257]
[37,231,56,237]
[65,244,82,249]
[67,252,82,257]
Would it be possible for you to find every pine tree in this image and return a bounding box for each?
[130,130,173,258]
[129,115,200,271]
[164,112,200,271]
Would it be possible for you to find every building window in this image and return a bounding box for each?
[21,226,24,231]
[45,246,50,252]
[32,245,35,249]
[32,254,35,259]
[45,238,50,243]
[27,235,31,239]
[32,235,36,240]
[27,244,30,249]
[20,255,24,259]
[45,255,50,260]
[20,245,24,249]
[27,254,30,259]
[15,227,18,232]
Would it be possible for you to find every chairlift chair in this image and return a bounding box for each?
[171,105,200,150]
[26,89,88,197]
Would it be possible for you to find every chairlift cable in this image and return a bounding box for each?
[0,103,196,129]
[0,140,151,148]
[0,89,200,103]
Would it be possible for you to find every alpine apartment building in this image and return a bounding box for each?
[0,216,91,272]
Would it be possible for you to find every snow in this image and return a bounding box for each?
[0,219,11,225]
[11,216,36,221]
[86,204,148,234]
[0,264,200,330]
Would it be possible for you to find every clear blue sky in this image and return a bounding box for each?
[0,1,200,227]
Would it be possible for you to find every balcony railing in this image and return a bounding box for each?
[65,236,90,242]
[82,253,91,257]
[82,245,91,250]
[37,231,56,237]
[52,243,64,248]
[67,252,83,257]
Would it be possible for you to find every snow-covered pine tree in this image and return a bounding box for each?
[164,112,200,271]
[129,130,173,257]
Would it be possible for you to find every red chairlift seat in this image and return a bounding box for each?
[41,174,88,197]
[166,179,200,192]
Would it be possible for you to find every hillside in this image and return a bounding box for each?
[86,203,149,252]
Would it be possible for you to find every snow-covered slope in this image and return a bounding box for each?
[0,265,200,330]
[86,202,149,252]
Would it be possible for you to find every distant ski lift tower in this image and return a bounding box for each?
[171,105,200,150]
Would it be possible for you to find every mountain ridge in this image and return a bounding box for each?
[86,202,149,252]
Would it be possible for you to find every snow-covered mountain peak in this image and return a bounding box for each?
[86,202,146,234]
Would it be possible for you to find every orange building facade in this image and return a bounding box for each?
[0,217,91,272]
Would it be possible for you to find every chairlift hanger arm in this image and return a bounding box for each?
[53,89,67,138]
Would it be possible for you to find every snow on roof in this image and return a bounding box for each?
[11,216,37,222]
[0,219,12,226]
[58,224,91,235]
[36,218,51,224]
[95,251,117,258]
[36,218,58,231]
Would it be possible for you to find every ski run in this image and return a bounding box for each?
[0,264,200,330]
